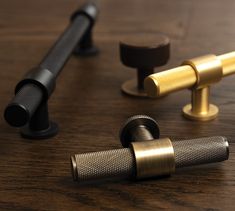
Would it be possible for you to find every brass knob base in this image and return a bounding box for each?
[182,104,219,121]
[121,79,148,97]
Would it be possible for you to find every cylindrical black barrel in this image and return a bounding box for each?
[40,15,90,77]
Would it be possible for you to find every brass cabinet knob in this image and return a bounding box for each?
[119,34,170,97]
[144,51,235,121]
[119,115,160,147]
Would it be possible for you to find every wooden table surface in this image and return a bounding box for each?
[0,0,235,210]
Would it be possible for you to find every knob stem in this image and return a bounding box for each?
[119,115,160,147]
[137,68,154,90]
[192,87,210,114]
[20,101,58,139]
[183,86,219,121]
[131,126,154,141]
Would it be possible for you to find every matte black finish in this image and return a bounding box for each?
[119,115,160,147]
[39,16,91,76]
[71,3,99,56]
[4,84,43,127]
[4,3,99,139]
[20,102,58,139]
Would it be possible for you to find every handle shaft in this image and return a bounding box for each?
[40,15,90,77]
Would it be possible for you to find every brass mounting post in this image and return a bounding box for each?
[144,52,235,121]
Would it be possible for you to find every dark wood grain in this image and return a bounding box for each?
[0,0,235,210]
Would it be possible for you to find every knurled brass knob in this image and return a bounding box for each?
[144,51,235,121]
[120,34,170,97]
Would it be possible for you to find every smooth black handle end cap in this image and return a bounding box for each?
[4,103,30,127]
[71,3,98,24]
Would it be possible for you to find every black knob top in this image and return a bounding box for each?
[120,34,170,69]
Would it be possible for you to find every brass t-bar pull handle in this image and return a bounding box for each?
[144,51,235,121]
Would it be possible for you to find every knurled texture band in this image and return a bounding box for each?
[172,136,229,168]
[74,148,135,181]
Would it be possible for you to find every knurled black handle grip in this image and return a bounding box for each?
[4,3,98,128]
[4,84,43,127]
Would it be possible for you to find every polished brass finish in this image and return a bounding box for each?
[183,87,219,121]
[145,65,197,96]
[131,138,175,179]
[218,51,235,76]
[183,55,222,88]
[144,51,235,121]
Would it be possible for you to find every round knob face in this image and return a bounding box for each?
[120,33,170,68]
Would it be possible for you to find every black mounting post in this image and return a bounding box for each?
[4,3,99,139]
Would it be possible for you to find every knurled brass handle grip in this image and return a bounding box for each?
[144,51,235,121]
[71,136,229,182]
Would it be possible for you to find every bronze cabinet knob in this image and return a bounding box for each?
[119,34,170,97]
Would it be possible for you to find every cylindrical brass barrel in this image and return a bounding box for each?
[144,65,196,97]
[131,138,175,179]
[218,51,235,76]
[183,54,222,88]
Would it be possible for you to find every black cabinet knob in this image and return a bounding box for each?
[120,34,170,97]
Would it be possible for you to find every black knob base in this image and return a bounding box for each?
[121,68,154,98]
[20,101,58,139]
[20,121,58,139]
[74,46,99,56]
[121,79,148,97]
[73,28,99,56]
